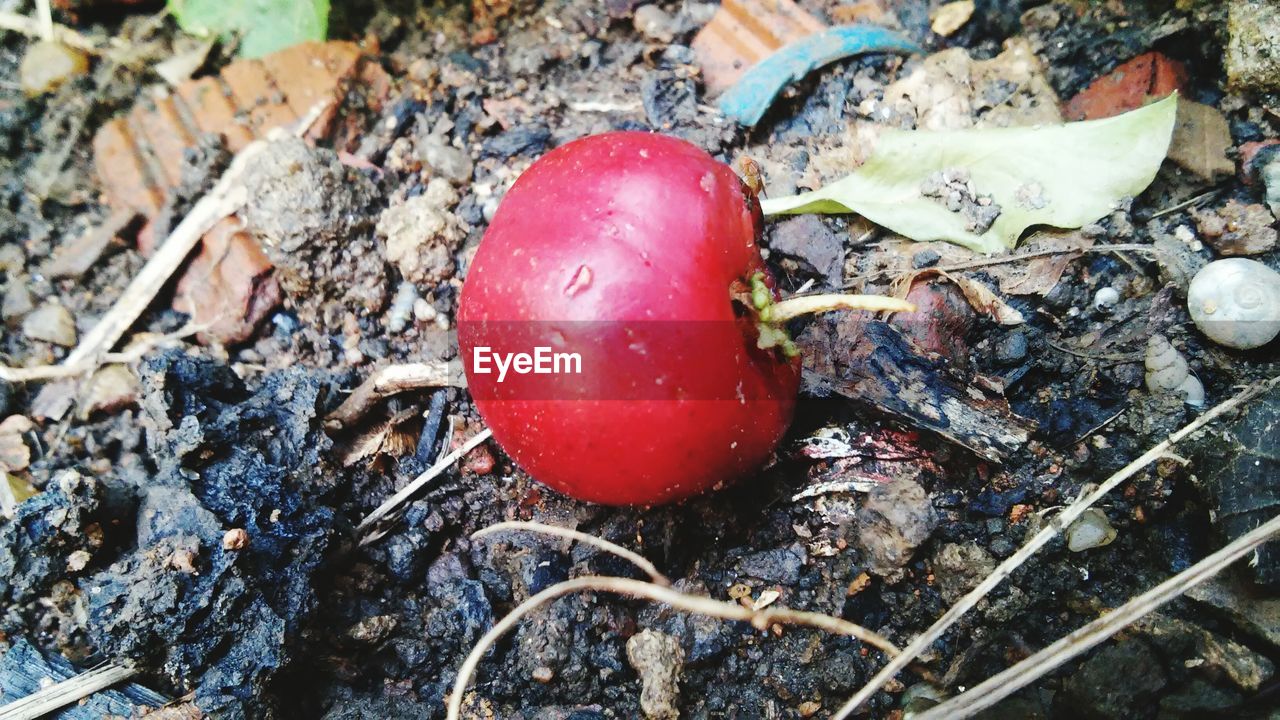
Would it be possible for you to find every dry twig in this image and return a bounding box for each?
[357,428,494,535]
[35,0,52,41]
[916,512,1280,719]
[0,662,136,720]
[472,520,671,586]
[0,102,330,387]
[831,374,1280,719]
[0,11,101,53]
[446,575,901,720]
[0,323,206,383]
[326,362,458,429]
[843,243,1156,287]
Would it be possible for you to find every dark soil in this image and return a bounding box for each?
[2,1,1279,719]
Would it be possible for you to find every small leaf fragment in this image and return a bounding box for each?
[168,0,329,58]
[762,95,1179,254]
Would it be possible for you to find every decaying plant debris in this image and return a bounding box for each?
[2,0,1280,719]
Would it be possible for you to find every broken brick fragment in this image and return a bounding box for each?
[91,41,388,345]
[692,0,826,96]
[172,217,282,346]
[1061,52,1189,121]
[1239,139,1280,184]
[93,41,384,215]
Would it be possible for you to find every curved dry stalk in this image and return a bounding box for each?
[916,512,1280,719]
[326,362,458,429]
[0,662,136,720]
[0,323,209,383]
[764,293,915,323]
[472,520,671,586]
[842,243,1157,287]
[831,374,1280,720]
[0,11,100,52]
[357,428,493,534]
[446,575,901,720]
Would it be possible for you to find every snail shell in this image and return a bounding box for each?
[1146,335,1205,407]
[1187,259,1280,350]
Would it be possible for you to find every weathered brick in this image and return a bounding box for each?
[692,0,826,96]
[1062,52,1189,121]
[173,216,282,346]
[91,41,387,345]
[93,41,384,216]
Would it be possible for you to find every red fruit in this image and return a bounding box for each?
[458,132,801,505]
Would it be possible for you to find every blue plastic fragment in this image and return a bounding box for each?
[717,25,922,127]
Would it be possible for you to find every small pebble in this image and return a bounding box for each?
[2,281,34,321]
[168,547,199,574]
[1093,287,1120,312]
[66,549,91,572]
[222,528,249,551]
[387,281,418,334]
[627,629,684,720]
[994,329,1028,365]
[413,298,438,322]
[482,197,501,224]
[19,40,89,96]
[1260,150,1280,220]
[422,138,474,183]
[912,248,942,268]
[1066,508,1118,552]
[633,5,676,42]
[22,303,77,346]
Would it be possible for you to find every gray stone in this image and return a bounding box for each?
[1227,0,1280,92]
[1062,639,1166,719]
[626,629,683,720]
[2,279,34,321]
[855,478,938,580]
[932,542,996,604]
[22,303,76,346]
[738,546,804,585]
[1186,575,1280,649]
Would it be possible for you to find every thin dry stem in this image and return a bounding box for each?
[916,512,1280,720]
[472,521,671,586]
[357,428,494,534]
[765,293,915,323]
[842,243,1156,287]
[446,576,901,720]
[0,323,207,383]
[59,101,330,373]
[0,12,101,53]
[832,374,1280,719]
[35,0,53,41]
[0,662,136,720]
[327,362,458,429]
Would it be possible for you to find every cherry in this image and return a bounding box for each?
[458,132,907,505]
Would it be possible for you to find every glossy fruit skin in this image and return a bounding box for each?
[458,132,800,505]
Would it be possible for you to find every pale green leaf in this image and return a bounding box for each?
[168,0,329,58]
[761,95,1179,254]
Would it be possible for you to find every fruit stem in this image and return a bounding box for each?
[743,273,915,358]
[761,294,916,323]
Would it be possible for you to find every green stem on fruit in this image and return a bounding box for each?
[762,293,917,323]
[746,272,915,358]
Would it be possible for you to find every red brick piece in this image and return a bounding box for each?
[93,41,385,215]
[91,41,387,345]
[1062,52,1189,121]
[692,0,827,96]
[173,217,282,345]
